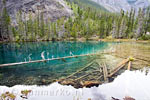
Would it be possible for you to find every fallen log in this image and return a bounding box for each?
[97,62,108,82]
[0,52,113,67]
[127,61,131,70]
[102,63,108,82]
[108,58,129,77]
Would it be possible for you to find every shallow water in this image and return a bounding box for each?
[0,41,115,86]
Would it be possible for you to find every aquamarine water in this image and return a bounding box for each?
[0,41,113,86]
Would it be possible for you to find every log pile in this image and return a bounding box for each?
[58,57,131,88]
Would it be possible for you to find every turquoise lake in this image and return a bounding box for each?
[0,41,115,86]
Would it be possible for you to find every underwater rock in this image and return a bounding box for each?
[25,76,37,85]
[37,78,52,85]
[42,79,46,83]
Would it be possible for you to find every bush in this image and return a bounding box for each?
[139,34,150,40]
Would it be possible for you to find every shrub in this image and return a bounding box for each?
[139,34,150,40]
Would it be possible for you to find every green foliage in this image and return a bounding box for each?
[2,8,11,25]
[139,34,150,40]
[0,0,150,41]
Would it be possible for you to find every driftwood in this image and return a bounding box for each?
[128,61,131,70]
[58,57,131,88]
[0,52,113,67]
[108,58,129,77]
[97,61,108,82]
[102,63,108,82]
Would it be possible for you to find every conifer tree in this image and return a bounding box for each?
[135,8,144,39]
[1,0,11,41]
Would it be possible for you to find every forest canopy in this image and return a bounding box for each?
[0,0,150,42]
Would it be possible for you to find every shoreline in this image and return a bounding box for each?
[0,38,150,44]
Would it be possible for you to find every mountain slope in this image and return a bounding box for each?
[66,0,109,12]
[0,0,73,23]
[77,0,108,11]
[92,0,131,12]
[91,0,150,12]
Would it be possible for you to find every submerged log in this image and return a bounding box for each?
[108,58,129,77]
[65,61,95,79]
[74,70,99,81]
[97,61,108,82]
[102,63,108,82]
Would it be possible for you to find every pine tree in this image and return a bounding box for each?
[135,8,144,39]
[144,7,150,33]
[26,12,34,41]
[0,10,2,40]
[112,21,117,38]
[40,12,45,38]
[47,18,51,40]
[119,17,127,38]
[16,11,26,41]
[1,0,11,41]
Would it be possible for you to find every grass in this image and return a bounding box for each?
[111,42,150,69]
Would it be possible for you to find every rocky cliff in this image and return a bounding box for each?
[92,0,150,13]
[0,0,73,23]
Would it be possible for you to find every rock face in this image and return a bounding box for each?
[0,0,73,23]
[92,0,150,12]
[92,0,131,12]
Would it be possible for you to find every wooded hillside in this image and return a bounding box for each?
[0,0,150,42]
